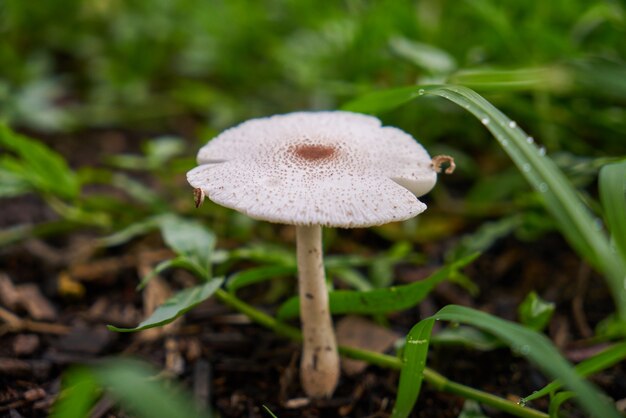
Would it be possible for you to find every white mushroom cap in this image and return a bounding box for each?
[187,111,437,228]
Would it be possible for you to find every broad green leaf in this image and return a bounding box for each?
[108,279,223,332]
[391,318,434,418]
[0,124,79,199]
[518,291,555,331]
[523,342,626,403]
[343,85,626,321]
[277,253,477,319]
[159,215,215,275]
[93,359,212,418]
[50,367,100,418]
[599,160,626,262]
[226,265,296,293]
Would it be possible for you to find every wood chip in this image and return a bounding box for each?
[335,316,400,376]
[16,284,57,321]
[13,334,40,356]
[0,274,57,321]
[0,273,21,309]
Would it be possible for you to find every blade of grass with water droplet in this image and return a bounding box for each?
[392,305,620,418]
[391,318,434,418]
[343,85,626,321]
[522,341,626,403]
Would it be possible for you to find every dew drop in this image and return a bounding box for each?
[501,139,509,147]
[481,117,490,125]
[538,146,546,156]
[418,89,425,95]
[518,399,527,407]
[508,121,517,128]
[522,163,531,172]
[594,218,604,231]
[526,136,534,144]
[538,183,548,193]
[520,345,530,355]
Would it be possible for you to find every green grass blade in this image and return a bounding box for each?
[391,318,435,418]
[599,160,626,262]
[343,85,626,320]
[226,265,296,293]
[432,305,620,418]
[522,342,626,403]
[108,279,223,332]
[276,253,477,319]
[548,392,576,418]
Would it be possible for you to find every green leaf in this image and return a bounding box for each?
[523,342,626,403]
[548,392,576,418]
[0,123,79,199]
[391,318,434,418]
[431,326,502,351]
[97,215,166,248]
[137,256,206,290]
[599,160,626,262]
[226,265,297,293]
[277,253,477,319]
[93,358,212,418]
[50,367,100,418]
[108,279,223,332]
[343,84,626,321]
[159,215,216,275]
[518,291,555,331]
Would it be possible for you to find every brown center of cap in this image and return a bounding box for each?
[291,144,337,161]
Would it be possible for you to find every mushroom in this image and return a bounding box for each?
[187,111,443,398]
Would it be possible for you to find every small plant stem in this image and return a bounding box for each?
[295,224,340,398]
[215,290,548,418]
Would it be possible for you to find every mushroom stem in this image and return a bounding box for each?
[296,224,340,398]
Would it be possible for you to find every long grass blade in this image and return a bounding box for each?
[599,160,626,262]
[393,305,620,418]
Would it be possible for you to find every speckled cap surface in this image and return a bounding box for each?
[187,111,437,227]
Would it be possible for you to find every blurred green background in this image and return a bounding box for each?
[1,0,625,242]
